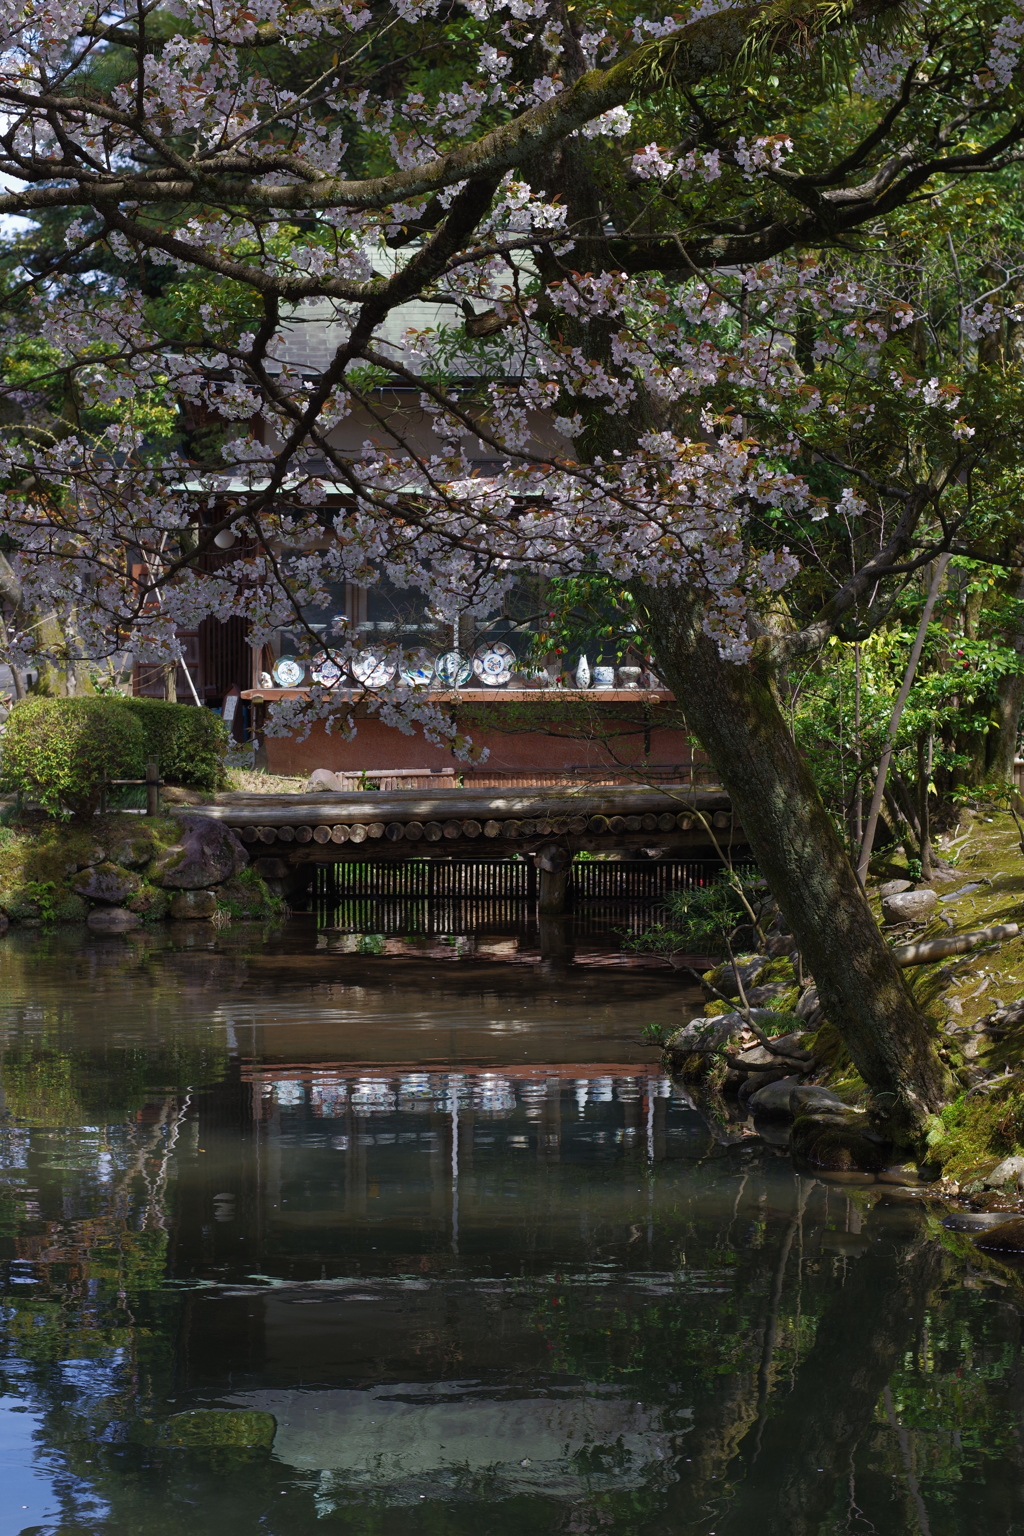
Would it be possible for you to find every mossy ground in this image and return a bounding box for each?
[864,808,1024,1182]
[0,812,183,922]
[0,811,280,924]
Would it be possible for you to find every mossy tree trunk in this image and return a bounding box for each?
[638,582,950,1134]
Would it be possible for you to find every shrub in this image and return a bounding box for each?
[121,698,228,791]
[0,698,147,819]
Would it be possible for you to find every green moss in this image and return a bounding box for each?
[927,1083,1024,1181]
[0,814,182,923]
[127,884,171,921]
[762,957,796,984]
[703,999,729,1017]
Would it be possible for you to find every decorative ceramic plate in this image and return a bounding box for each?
[273,656,305,687]
[473,642,516,687]
[434,650,474,689]
[352,649,398,688]
[310,651,344,687]
[400,651,436,688]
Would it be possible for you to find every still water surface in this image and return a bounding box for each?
[0,917,1022,1535]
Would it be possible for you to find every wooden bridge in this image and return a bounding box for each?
[191,784,745,912]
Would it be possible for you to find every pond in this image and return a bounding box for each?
[0,916,1021,1536]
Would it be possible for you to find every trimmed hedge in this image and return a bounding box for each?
[0,697,228,817]
[0,697,147,818]
[120,698,227,792]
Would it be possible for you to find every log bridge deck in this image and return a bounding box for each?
[191,785,744,912]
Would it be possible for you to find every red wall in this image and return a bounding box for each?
[259,696,700,779]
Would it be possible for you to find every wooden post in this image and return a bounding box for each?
[145,761,160,817]
[536,843,571,915]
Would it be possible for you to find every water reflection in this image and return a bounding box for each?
[0,922,1021,1534]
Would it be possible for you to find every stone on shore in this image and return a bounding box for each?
[748,1076,805,1115]
[702,955,770,1000]
[71,861,141,904]
[666,1015,746,1057]
[984,1155,1024,1189]
[151,816,247,890]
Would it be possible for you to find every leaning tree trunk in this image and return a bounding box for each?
[639,583,950,1135]
[987,570,1024,784]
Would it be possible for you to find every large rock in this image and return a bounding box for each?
[882,889,937,924]
[666,1015,746,1057]
[984,1155,1024,1190]
[108,832,161,870]
[791,1105,892,1172]
[795,986,822,1022]
[306,768,345,792]
[749,1075,805,1115]
[739,1067,794,1104]
[169,889,218,920]
[127,885,171,920]
[703,955,770,1000]
[86,907,141,934]
[73,843,107,870]
[151,816,247,890]
[745,983,791,1006]
[878,878,912,898]
[71,861,141,905]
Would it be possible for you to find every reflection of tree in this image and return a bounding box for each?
[716,1206,949,1536]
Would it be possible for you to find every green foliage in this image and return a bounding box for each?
[0,697,147,819]
[20,879,56,925]
[625,873,764,959]
[120,698,227,791]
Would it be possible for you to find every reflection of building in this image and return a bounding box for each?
[159,1060,700,1508]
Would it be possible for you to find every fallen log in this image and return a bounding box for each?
[894,922,1020,966]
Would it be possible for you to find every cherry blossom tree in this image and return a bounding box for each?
[3,0,1024,1130]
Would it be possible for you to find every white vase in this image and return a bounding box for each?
[576,654,591,688]
[593,666,615,689]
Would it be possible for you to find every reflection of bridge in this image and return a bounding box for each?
[192,784,745,910]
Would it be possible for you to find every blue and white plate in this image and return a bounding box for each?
[311,651,344,687]
[473,642,515,687]
[435,651,473,689]
[273,656,304,687]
